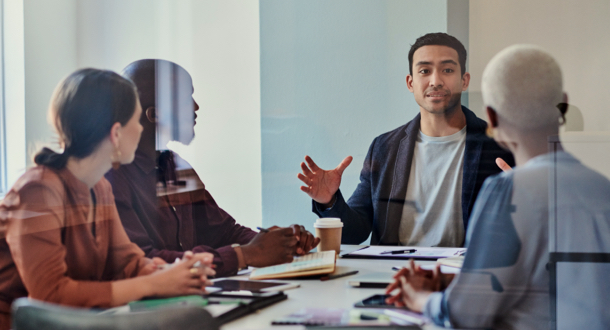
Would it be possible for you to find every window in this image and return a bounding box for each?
[1,0,26,197]
[0,0,7,195]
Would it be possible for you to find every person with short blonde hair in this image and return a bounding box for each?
[387,45,610,329]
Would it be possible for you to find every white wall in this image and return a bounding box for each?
[259,0,469,231]
[22,0,262,229]
[23,0,77,163]
[469,0,610,179]
[469,0,610,130]
[4,0,27,191]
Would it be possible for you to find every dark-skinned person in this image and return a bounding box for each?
[105,59,319,277]
[0,69,216,330]
[386,45,610,329]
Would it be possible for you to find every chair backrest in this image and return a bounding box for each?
[11,298,219,330]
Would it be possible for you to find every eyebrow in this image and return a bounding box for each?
[415,59,458,67]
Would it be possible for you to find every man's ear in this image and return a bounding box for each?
[486,106,498,128]
[406,75,414,92]
[461,72,471,91]
[145,107,156,123]
[109,122,122,148]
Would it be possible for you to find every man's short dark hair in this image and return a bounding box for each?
[408,32,467,76]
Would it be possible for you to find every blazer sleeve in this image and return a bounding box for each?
[313,138,378,244]
[5,182,113,308]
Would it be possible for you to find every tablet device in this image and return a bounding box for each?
[207,279,300,293]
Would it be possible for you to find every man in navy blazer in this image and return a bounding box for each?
[298,33,513,247]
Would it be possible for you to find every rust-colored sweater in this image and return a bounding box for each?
[0,166,146,329]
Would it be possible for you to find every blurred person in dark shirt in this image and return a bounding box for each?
[106,59,319,277]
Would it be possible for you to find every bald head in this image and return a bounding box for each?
[482,45,563,130]
[122,59,197,147]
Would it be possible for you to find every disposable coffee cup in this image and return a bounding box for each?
[314,218,343,254]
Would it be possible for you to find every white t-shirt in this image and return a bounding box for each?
[398,126,466,247]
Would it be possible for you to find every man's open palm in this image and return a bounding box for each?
[298,155,352,205]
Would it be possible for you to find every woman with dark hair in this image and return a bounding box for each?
[0,68,215,329]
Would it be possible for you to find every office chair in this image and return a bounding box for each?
[11,298,219,330]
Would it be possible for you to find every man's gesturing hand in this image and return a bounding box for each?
[298,155,353,206]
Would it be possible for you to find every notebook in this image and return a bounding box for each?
[250,250,336,280]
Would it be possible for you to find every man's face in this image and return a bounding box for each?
[407,45,470,115]
[184,82,200,144]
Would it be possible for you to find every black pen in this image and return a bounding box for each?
[256,226,269,233]
[320,270,359,281]
[380,249,417,255]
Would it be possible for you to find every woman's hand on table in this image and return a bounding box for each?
[385,259,453,312]
[146,251,216,297]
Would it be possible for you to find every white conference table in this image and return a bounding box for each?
[221,245,444,330]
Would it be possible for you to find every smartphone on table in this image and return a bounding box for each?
[354,294,395,308]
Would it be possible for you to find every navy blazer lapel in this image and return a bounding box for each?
[380,114,420,244]
[461,107,485,230]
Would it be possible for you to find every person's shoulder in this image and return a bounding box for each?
[170,151,192,168]
[482,170,514,190]
[12,166,64,194]
[1,166,65,210]
[95,176,113,193]
[462,106,514,163]
[104,164,130,184]
[557,153,610,197]
[462,106,488,132]
[93,176,116,204]
[104,155,150,192]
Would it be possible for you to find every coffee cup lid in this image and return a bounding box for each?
[313,217,343,228]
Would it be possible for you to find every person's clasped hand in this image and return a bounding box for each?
[290,224,320,255]
[385,259,453,312]
[240,227,298,267]
[145,251,216,297]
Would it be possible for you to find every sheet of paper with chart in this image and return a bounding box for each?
[342,245,466,260]
[250,250,336,280]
